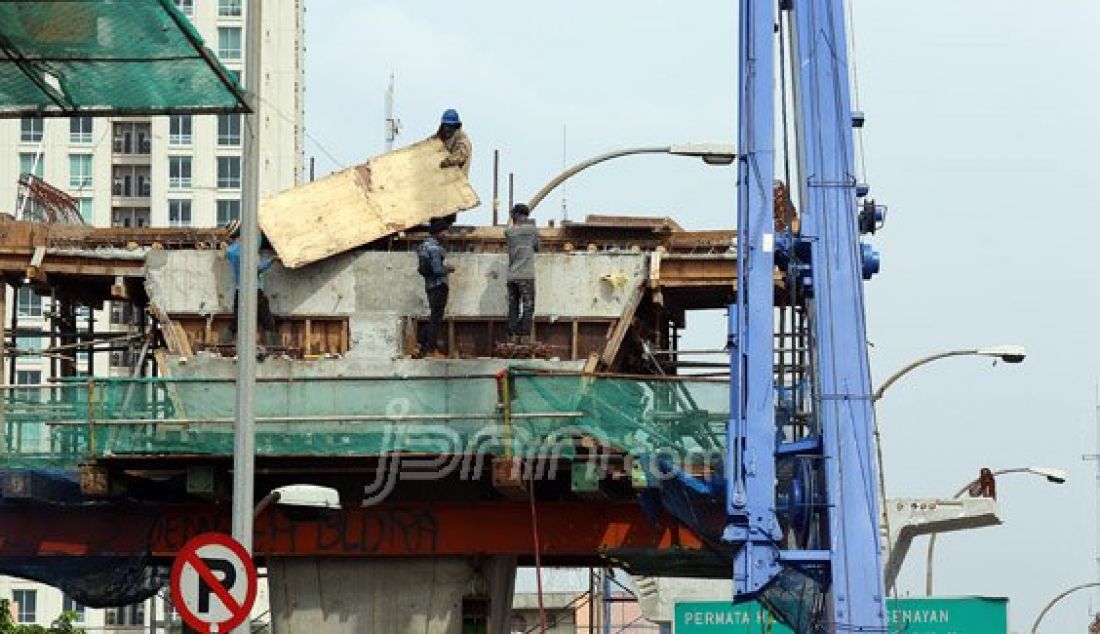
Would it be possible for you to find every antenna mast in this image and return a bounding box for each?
[384,72,401,152]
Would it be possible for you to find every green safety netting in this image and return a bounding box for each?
[0,0,247,117]
[0,373,729,469]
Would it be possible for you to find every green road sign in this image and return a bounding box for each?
[675,597,1008,633]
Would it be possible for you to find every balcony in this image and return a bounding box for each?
[112,122,152,164]
[111,182,151,198]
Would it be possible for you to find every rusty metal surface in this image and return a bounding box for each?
[0,500,710,562]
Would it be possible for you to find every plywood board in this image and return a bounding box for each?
[259,138,480,269]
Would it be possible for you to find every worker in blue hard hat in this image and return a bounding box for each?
[434,108,472,174]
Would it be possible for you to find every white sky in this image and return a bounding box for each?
[304,2,1100,631]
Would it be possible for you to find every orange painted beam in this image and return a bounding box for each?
[0,501,709,560]
[154,502,708,558]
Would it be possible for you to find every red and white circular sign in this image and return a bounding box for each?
[170,533,258,634]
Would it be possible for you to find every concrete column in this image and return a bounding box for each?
[268,557,516,634]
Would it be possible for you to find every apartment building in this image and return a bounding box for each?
[0,0,305,629]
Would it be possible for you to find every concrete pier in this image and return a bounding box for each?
[268,556,516,633]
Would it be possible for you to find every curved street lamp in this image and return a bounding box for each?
[873,345,1028,568]
[526,143,737,213]
[874,345,1027,403]
[1029,581,1100,633]
[924,467,1066,595]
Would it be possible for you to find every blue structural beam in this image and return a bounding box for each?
[791,0,888,629]
[725,0,782,597]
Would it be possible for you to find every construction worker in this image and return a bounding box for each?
[431,109,471,231]
[504,204,539,342]
[435,108,471,174]
[225,220,278,344]
[416,218,454,357]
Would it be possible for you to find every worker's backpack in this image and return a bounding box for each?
[417,243,433,277]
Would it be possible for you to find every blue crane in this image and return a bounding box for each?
[726,0,887,630]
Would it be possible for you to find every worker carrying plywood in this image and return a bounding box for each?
[436,108,472,174]
[259,109,479,269]
[425,108,472,231]
[505,203,539,342]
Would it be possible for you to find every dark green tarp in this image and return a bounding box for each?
[0,0,248,116]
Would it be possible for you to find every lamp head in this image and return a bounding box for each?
[1028,467,1067,484]
[976,345,1027,364]
[271,484,340,510]
[668,143,737,166]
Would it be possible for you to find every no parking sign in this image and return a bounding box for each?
[170,533,258,634]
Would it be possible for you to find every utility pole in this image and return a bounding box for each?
[1084,386,1100,615]
[232,3,263,628]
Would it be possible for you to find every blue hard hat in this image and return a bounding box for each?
[440,109,461,126]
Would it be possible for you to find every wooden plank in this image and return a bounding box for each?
[259,138,480,269]
[600,283,645,369]
[172,323,192,358]
[152,349,188,416]
[649,249,664,306]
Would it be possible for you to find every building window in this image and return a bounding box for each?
[17,287,42,318]
[112,207,150,228]
[18,153,44,178]
[227,69,243,87]
[169,199,192,227]
[112,165,151,198]
[217,114,241,146]
[69,154,93,189]
[16,336,43,357]
[77,198,93,223]
[20,117,43,143]
[217,200,241,225]
[110,301,135,326]
[69,116,93,144]
[218,0,242,17]
[62,596,86,623]
[113,121,151,155]
[217,156,241,189]
[218,27,242,60]
[173,0,193,17]
[12,589,37,624]
[168,156,192,189]
[105,602,145,626]
[169,114,193,145]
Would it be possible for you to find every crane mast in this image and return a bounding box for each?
[726,0,888,630]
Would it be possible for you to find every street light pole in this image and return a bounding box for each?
[924,467,1066,595]
[526,143,737,213]
[232,0,263,580]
